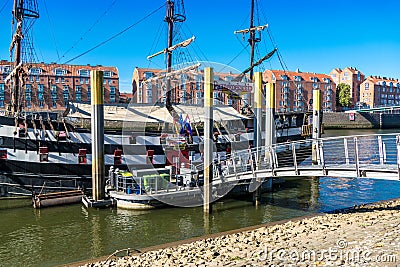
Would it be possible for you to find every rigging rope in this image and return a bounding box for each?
[63,3,165,64]
[58,0,118,63]
[43,0,60,62]
[147,20,165,69]
[182,24,208,62]
[0,0,11,15]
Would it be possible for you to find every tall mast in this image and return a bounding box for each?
[249,0,256,81]
[8,0,39,116]
[165,0,174,108]
[147,0,188,108]
[11,0,23,116]
[234,0,268,82]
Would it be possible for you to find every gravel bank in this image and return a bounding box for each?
[80,199,400,266]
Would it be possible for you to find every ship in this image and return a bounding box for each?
[0,0,315,197]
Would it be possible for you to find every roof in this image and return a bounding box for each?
[68,103,173,123]
[265,69,332,82]
[365,76,400,85]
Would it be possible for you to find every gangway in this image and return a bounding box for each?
[210,133,400,182]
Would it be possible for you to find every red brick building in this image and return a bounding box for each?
[360,76,400,108]
[329,67,364,107]
[0,60,119,111]
[263,69,336,112]
[132,67,248,107]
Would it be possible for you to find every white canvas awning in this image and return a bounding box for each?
[68,103,173,123]
[173,104,248,123]
[68,103,247,124]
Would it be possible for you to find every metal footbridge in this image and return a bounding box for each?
[206,133,400,183]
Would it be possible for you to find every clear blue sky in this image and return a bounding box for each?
[0,0,400,92]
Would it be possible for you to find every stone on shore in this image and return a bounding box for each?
[81,199,400,266]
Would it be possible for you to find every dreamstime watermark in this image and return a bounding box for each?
[257,239,397,264]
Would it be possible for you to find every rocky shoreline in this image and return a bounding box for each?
[79,199,400,266]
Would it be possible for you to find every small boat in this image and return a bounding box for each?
[107,152,277,210]
[32,189,83,209]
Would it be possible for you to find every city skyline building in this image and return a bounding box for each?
[132,67,250,109]
[263,69,336,113]
[329,67,365,107]
[360,76,400,108]
[0,60,119,111]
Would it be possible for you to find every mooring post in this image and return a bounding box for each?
[265,82,276,152]
[253,72,263,206]
[312,88,322,165]
[91,70,105,201]
[203,67,213,214]
[253,72,263,157]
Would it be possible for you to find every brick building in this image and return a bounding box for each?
[360,76,400,108]
[132,67,248,107]
[263,70,336,112]
[0,60,119,111]
[329,67,364,107]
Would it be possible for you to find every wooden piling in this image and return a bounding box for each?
[265,82,276,148]
[91,70,105,201]
[312,88,322,165]
[203,67,213,214]
[253,72,263,206]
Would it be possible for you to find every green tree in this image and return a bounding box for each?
[336,83,352,108]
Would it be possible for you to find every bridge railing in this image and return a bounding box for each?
[211,133,400,180]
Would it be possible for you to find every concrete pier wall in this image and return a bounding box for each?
[323,112,400,129]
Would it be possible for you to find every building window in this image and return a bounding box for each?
[63,86,69,106]
[39,101,44,109]
[2,65,11,74]
[103,71,112,78]
[54,68,67,76]
[78,69,90,77]
[365,83,369,89]
[38,84,44,93]
[110,94,116,103]
[52,101,57,108]
[51,85,58,100]
[76,92,82,102]
[144,71,153,80]
[30,68,42,75]
[87,86,91,102]
[25,84,32,101]
[0,84,4,108]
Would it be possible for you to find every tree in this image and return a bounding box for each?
[336,83,352,108]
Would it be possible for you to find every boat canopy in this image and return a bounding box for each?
[173,104,248,123]
[68,103,248,123]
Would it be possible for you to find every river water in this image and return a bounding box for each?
[1,129,400,267]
